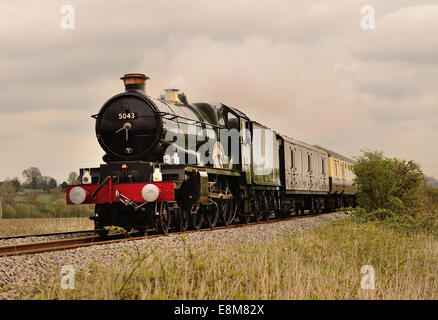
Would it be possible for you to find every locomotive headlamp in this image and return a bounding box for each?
[82,170,92,185]
[69,187,87,205]
[141,184,160,202]
[152,167,162,182]
[172,151,180,164]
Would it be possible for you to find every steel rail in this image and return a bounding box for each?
[0,235,101,257]
[0,229,96,241]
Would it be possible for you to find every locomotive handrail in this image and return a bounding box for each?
[91,176,111,199]
[140,112,227,130]
[92,108,230,130]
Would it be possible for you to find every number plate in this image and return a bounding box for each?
[117,112,137,120]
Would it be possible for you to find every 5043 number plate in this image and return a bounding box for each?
[117,112,137,120]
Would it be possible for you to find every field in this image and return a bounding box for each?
[0,187,94,219]
[21,217,438,300]
[0,217,93,237]
[13,189,53,203]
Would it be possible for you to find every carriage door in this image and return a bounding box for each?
[288,145,298,190]
[307,151,313,191]
[240,119,252,184]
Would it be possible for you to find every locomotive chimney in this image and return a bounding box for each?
[120,73,149,94]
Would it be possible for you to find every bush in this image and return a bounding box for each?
[352,151,438,234]
[351,207,393,222]
[3,204,17,218]
[353,151,424,213]
[0,183,17,204]
[12,203,43,218]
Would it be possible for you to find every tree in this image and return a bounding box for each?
[10,177,22,192]
[48,178,57,190]
[60,181,68,192]
[40,176,58,193]
[67,172,79,185]
[353,151,424,213]
[22,167,42,189]
[0,178,21,192]
[40,176,49,193]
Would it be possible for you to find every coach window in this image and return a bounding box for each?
[322,158,325,175]
[307,154,311,172]
[260,128,266,158]
[290,149,294,169]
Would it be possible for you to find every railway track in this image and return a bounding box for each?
[0,229,96,241]
[0,211,338,258]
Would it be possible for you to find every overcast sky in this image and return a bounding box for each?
[0,0,437,183]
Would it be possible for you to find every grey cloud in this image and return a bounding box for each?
[1,0,438,181]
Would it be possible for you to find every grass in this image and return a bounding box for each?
[31,218,438,300]
[0,217,94,237]
[14,189,52,203]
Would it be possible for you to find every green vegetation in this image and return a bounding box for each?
[30,219,437,300]
[0,170,92,219]
[0,217,93,237]
[351,151,438,235]
[0,186,93,219]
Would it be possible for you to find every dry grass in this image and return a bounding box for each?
[35,219,438,300]
[0,217,93,237]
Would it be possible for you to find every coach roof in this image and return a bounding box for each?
[314,145,355,163]
[280,135,329,155]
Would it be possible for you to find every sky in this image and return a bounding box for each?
[0,0,437,183]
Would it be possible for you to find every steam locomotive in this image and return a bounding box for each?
[66,73,357,235]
